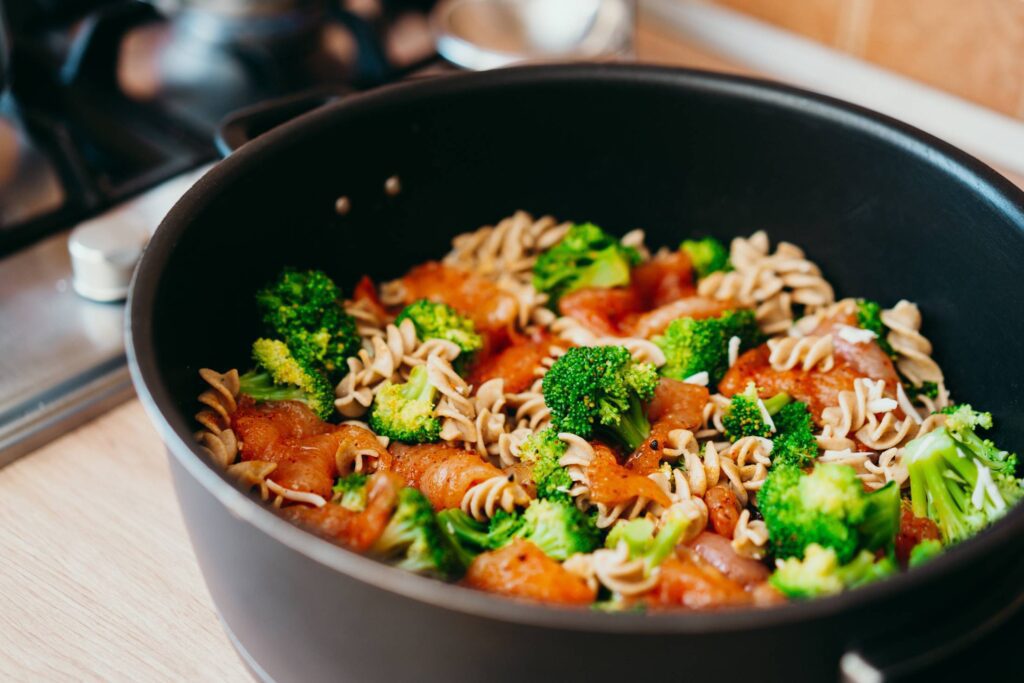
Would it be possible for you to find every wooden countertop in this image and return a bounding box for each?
[4,22,1023,683]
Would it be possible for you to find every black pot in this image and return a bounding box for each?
[126,64,1024,682]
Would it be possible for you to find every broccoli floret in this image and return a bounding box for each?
[332,473,368,511]
[486,509,526,549]
[255,268,360,379]
[435,509,491,570]
[770,401,819,468]
[855,298,896,358]
[770,543,896,599]
[759,463,900,562]
[533,223,641,308]
[238,338,335,419]
[395,299,483,360]
[908,539,943,568]
[722,383,790,441]
[653,309,761,387]
[904,381,940,401]
[605,506,694,575]
[904,406,1022,543]
[368,365,441,443]
[372,487,458,576]
[511,499,599,561]
[520,429,574,502]
[680,237,730,279]
[542,346,658,451]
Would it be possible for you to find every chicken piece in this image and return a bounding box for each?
[585,442,672,509]
[719,346,865,423]
[558,286,642,336]
[283,472,404,551]
[630,250,696,308]
[398,262,518,347]
[464,539,596,605]
[704,484,742,538]
[468,330,561,394]
[643,548,751,610]
[626,379,710,475]
[390,442,506,511]
[621,296,734,339]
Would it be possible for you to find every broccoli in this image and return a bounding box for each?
[511,499,600,561]
[533,223,641,307]
[653,309,760,387]
[371,487,459,576]
[770,401,819,468]
[486,509,526,549]
[903,405,1022,543]
[395,299,483,361]
[758,463,900,562]
[238,338,335,419]
[520,429,574,502]
[722,383,791,441]
[770,543,897,599]
[255,268,360,379]
[332,473,369,511]
[904,381,940,401]
[855,299,896,358]
[908,539,943,568]
[680,236,730,279]
[605,505,694,575]
[368,365,441,443]
[435,509,491,570]
[542,345,659,451]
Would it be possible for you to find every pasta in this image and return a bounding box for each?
[193,213,1018,611]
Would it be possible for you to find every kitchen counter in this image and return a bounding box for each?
[3,20,1022,683]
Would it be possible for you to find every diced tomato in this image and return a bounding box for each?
[464,539,596,605]
[390,442,505,510]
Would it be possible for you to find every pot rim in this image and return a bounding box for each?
[127,62,1024,634]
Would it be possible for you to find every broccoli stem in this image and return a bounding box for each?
[238,371,304,402]
[763,392,791,416]
[599,396,651,452]
[402,364,437,404]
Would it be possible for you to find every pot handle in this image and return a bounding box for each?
[839,557,1024,682]
[214,86,351,157]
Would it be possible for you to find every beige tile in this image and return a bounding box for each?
[710,0,848,46]
[862,0,1024,117]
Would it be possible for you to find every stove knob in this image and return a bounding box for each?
[68,208,149,302]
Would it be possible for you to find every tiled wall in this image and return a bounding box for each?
[705,0,1024,118]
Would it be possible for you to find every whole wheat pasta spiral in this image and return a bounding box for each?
[506,378,553,432]
[226,460,278,501]
[862,447,909,491]
[680,441,749,507]
[696,393,732,440]
[725,436,774,491]
[460,475,531,521]
[334,319,422,417]
[819,378,915,451]
[549,316,667,367]
[343,297,391,340]
[698,231,834,333]
[767,335,835,372]
[265,479,328,509]
[497,428,534,468]
[881,300,945,388]
[195,368,241,469]
[732,509,769,560]
[443,211,571,285]
[563,543,659,597]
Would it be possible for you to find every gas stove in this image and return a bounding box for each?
[0,0,439,465]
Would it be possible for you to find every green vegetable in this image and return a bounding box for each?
[758,463,901,562]
[605,506,694,575]
[721,383,790,441]
[510,499,600,561]
[533,223,641,308]
[372,488,459,577]
[904,405,1022,543]
[770,543,896,598]
[542,345,659,451]
[332,473,369,511]
[238,338,335,419]
[521,429,573,502]
[435,509,491,570]
[255,268,360,379]
[908,539,943,568]
[395,299,483,363]
[653,309,761,387]
[770,401,819,468]
[680,236,730,279]
[368,365,441,443]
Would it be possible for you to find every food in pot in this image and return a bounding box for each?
[193,212,1022,609]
